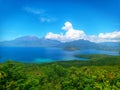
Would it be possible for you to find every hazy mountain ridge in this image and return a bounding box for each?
[57,40,99,50]
[0,36,61,47]
[0,36,119,51]
[98,42,120,49]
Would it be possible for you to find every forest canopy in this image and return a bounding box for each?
[0,54,120,90]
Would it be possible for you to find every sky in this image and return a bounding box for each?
[0,0,120,42]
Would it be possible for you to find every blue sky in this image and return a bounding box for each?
[0,0,120,42]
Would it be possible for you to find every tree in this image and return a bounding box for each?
[118,42,120,56]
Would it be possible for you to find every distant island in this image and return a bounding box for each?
[63,46,80,51]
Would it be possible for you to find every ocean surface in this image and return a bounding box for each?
[0,47,119,63]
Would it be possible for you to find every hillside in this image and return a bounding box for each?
[0,54,120,90]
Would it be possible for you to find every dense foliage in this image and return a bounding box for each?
[0,54,120,90]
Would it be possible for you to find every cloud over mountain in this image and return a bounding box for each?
[98,31,120,39]
[45,22,87,42]
[45,21,120,42]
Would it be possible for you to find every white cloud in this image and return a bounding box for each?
[98,31,120,39]
[62,21,73,30]
[45,32,62,40]
[24,7,44,15]
[45,21,120,42]
[40,17,56,23]
[86,31,120,42]
[24,7,57,23]
[45,21,87,42]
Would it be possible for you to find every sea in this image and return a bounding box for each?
[0,47,119,63]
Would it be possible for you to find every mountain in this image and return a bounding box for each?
[98,42,120,49]
[14,36,40,41]
[0,36,61,47]
[0,36,119,51]
[57,40,100,51]
[58,40,119,51]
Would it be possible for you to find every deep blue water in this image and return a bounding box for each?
[0,47,119,63]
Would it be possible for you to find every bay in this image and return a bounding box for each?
[0,47,119,63]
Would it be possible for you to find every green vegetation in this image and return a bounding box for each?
[118,42,120,56]
[0,55,120,90]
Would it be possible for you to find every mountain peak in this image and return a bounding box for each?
[14,35,40,41]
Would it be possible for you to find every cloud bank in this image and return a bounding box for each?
[45,21,120,42]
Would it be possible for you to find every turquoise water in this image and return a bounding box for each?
[0,47,119,63]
